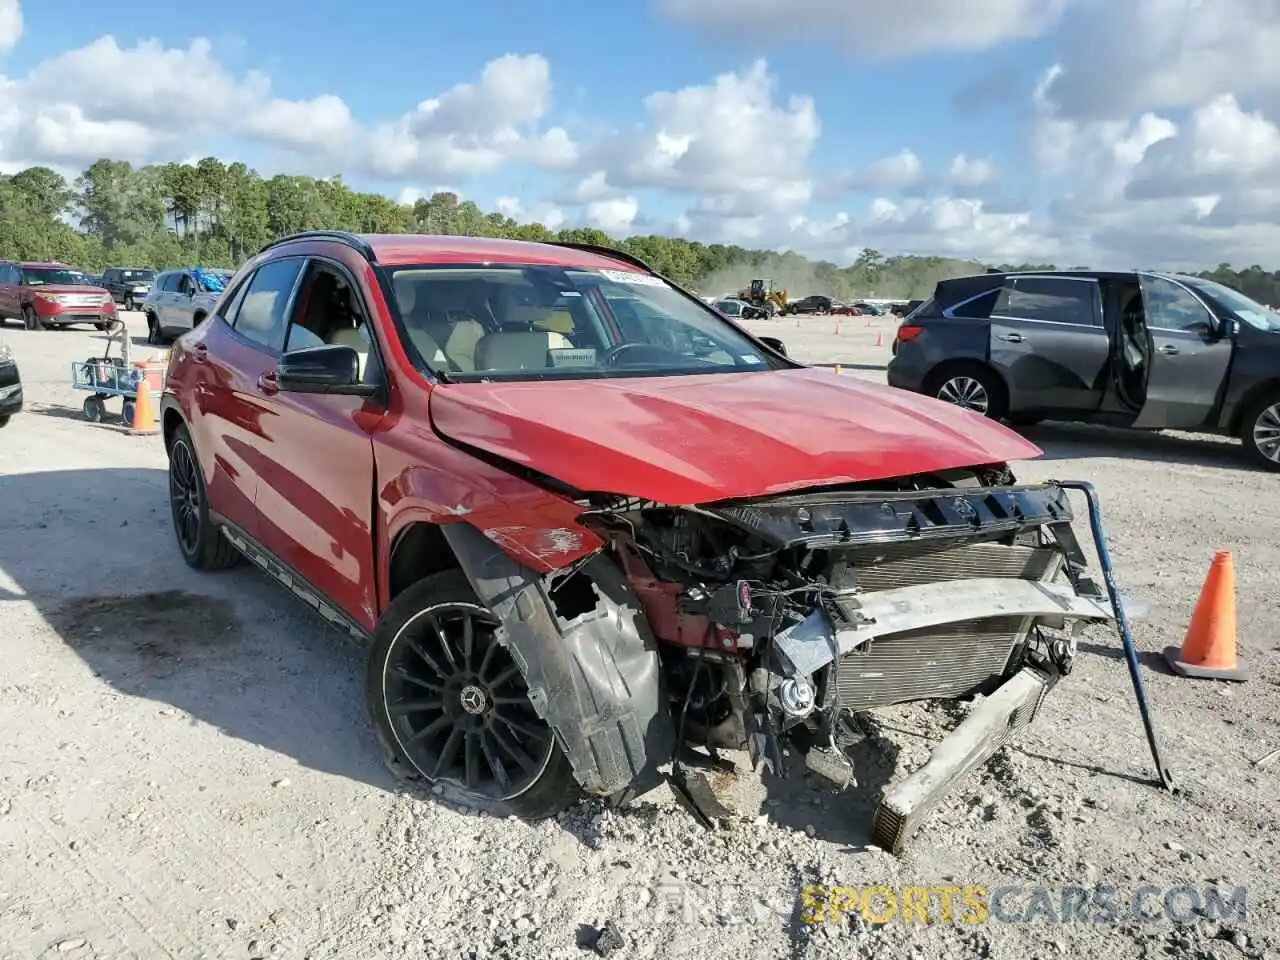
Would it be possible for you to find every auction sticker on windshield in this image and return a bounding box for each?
[549,348,598,368]
[597,269,666,287]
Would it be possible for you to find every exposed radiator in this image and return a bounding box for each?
[824,539,1059,711]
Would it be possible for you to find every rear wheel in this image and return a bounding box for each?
[1240,392,1280,472]
[0,415,9,428]
[146,314,162,345]
[82,396,104,422]
[928,363,1008,420]
[167,423,241,569]
[367,570,581,819]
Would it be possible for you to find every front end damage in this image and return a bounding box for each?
[445,467,1146,852]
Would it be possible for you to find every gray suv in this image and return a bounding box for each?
[140,268,229,344]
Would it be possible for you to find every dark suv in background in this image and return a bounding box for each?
[886,270,1280,471]
[101,267,156,311]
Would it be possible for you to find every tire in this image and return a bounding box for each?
[366,569,581,820]
[765,301,777,318]
[125,297,135,312]
[927,362,1008,420]
[95,322,108,332]
[166,423,241,570]
[82,396,104,422]
[121,399,135,425]
[146,314,161,345]
[22,307,43,331]
[0,415,9,428]
[1239,391,1280,472]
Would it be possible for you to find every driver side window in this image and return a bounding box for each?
[1141,276,1215,332]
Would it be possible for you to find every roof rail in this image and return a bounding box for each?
[547,241,655,274]
[257,231,377,261]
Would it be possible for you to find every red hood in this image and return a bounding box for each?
[427,368,1043,504]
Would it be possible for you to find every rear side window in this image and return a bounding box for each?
[949,288,1000,319]
[998,277,1098,327]
[230,258,305,353]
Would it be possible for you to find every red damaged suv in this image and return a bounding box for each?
[160,231,1132,852]
[0,261,118,330]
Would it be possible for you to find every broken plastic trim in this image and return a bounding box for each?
[441,522,675,798]
[704,483,1074,549]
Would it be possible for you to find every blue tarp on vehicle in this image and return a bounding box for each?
[193,268,227,293]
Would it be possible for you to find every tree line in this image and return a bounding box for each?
[1,157,1277,303]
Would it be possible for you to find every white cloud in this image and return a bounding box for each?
[586,196,639,233]
[855,149,924,190]
[589,59,818,223]
[1042,0,1280,121]
[656,0,1069,58]
[948,154,999,188]
[487,195,566,230]
[0,0,21,53]
[0,24,575,180]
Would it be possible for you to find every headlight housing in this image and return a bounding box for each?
[0,342,13,363]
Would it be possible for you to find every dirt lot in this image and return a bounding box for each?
[1,311,1277,960]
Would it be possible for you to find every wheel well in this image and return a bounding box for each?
[923,358,1009,405]
[1228,378,1280,434]
[162,408,184,450]
[193,310,207,325]
[388,522,462,601]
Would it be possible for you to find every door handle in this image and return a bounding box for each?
[998,333,1025,343]
[1157,344,1180,356]
[257,371,278,394]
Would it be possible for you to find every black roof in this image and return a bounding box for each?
[947,268,1205,285]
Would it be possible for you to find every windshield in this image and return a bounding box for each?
[121,270,154,282]
[22,267,86,286]
[714,299,743,315]
[1181,277,1280,332]
[387,264,774,381]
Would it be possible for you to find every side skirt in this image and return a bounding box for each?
[214,515,371,643]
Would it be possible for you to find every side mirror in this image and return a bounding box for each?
[759,335,787,356]
[1219,318,1239,339]
[278,345,376,396]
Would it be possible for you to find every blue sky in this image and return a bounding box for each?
[4,0,1280,269]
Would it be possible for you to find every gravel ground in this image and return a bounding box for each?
[1,312,1277,960]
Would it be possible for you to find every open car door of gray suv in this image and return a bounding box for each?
[1129,274,1233,430]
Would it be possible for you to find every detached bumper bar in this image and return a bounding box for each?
[873,664,1053,853]
[774,577,1113,677]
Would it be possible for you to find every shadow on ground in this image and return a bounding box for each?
[1021,421,1251,470]
[0,467,396,796]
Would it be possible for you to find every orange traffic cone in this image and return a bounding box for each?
[130,381,159,435]
[1163,550,1247,681]
[875,331,884,347]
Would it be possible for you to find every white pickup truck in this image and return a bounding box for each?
[140,268,231,344]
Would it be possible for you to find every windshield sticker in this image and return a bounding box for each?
[740,355,763,363]
[596,269,666,287]
[549,347,598,368]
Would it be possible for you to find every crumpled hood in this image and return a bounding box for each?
[428,367,1043,504]
[27,284,110,296]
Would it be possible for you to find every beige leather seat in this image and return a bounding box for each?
[394,275,452,371]
[473,331,573,371]
[415,282,487,372]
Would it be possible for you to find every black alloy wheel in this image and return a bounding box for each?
[382,601,555,801]
[166,424,240,570]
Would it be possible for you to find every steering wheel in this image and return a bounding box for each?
[603,342,690,366]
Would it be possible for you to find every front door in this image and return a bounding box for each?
[250,257,383,631]
[988,275,1110,413]
[1131,274,1234,430]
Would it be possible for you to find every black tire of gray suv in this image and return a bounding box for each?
[1239,390,1280,473]
[166,423,242,570]
[924,361,1008,420]
[366,570,582,820]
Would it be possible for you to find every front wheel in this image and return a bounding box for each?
[0,415,9,428]
[367,570,581,820]
[146,314,162,345]
[22,307,42,331]
[1240,393,1280,472]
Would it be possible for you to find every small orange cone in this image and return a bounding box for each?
[1163,550,1247,682]
[875,332,884,347]
[130,382,159,435]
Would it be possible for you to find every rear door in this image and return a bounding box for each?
[1131,274,1233,429]
[989,275,1109,413]
[192,257,308,542]
[153,273,177,328]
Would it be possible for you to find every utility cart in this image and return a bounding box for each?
[70,318,165,424]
